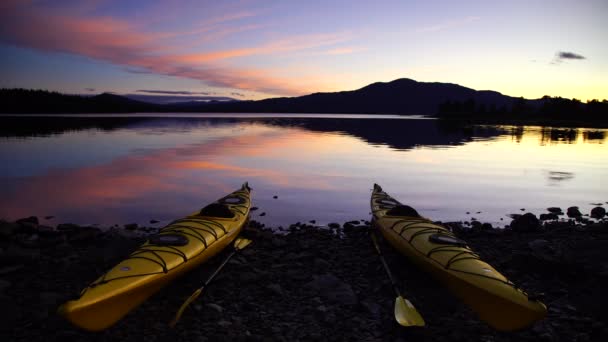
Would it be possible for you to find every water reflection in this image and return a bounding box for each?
[582,131,605,143]
[0,115,607,227]
[547,171,575,185]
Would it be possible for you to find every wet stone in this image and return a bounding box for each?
[567,206,582,218]
[511,213,540,232]
[540,213,559,221]
[205,303,224,314]
[591,207,606,219]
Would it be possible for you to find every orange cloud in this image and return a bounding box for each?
[0,2,350,96]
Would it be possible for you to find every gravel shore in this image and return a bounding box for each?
[1,213,607,341]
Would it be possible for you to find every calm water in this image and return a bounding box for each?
[1,114,606,228]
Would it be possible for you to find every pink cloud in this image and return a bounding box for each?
[324,47,367,55]
[0,2,349,96]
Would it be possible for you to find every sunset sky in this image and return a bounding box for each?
[1,0,606,101]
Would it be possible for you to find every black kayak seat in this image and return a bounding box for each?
[199,203,235,218]
[386,205,421,217]
[428,233,467,247]
[148,234,189,246]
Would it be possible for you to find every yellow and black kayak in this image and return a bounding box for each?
[371,184,546,331]
[59,183,252,331]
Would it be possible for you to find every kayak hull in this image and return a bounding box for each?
[59,183,251,331]
[371,184,546,331]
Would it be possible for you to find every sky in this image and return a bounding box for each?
[1,0,606,101]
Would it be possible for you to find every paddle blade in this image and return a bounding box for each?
[234,238,252,250]
[395,296,425,327]
[169,288,203,328]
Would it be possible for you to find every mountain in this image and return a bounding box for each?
[0,89,159,113]
[197,78,526,115]
[2,80,605,123]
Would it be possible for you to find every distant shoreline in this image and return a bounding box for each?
[1,112,606,129]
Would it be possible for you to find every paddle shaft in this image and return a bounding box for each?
[170,238,251,327]
[200,249,238,291]
[371,232,403,298]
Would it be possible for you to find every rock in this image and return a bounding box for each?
[567,206,582,218]
[16,216,39,225]
[304,274,358,305]
[313,258,331,270]
[16,216,39,233]
[56,223,81,233]
[271,237,286,247]
[0,264,25,275]
[149,219,159,224]
[547,207,563,214]
[124,223,138,230]
[540,213,559,221]
[205,303,224,314]
[36,224,55,233]
[328,223,340,229]
[511,213,540,232]
[470,221,482,229]
[68,227,101,243]
[360,301,382,318]
[40,291,62,305]
[238,271,260,282]
[217,320,232,328]
[0,220,19,238]
[259,212,266,217]
[343,221,357,230]
[520,208,526,211]
[528,239,550,250]
[481,223,493,230]
[273,195,278,199]
[591,207,606,219]
[250,206,259,211]
[309,220,316,224]
[266,283,284,296]
[0,279,11,293]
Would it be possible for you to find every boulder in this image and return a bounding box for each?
[56,223,81,233]
[481,223,493,230]
[16,216,39,233]
[0,221,19,239]
[567,207,582,218]
[16,216,39,225]
[540,213,559,221]
[591,207,606,219]
[124,223,138,230]
[547,207,563,214]
[510,213,541,232]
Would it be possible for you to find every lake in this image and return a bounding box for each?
[0,114,606,228]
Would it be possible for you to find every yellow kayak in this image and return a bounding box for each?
[371,184,546,331]
[59,183,252,331]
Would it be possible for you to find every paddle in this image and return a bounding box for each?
[169,237,252,327]
[370,232,425,327]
